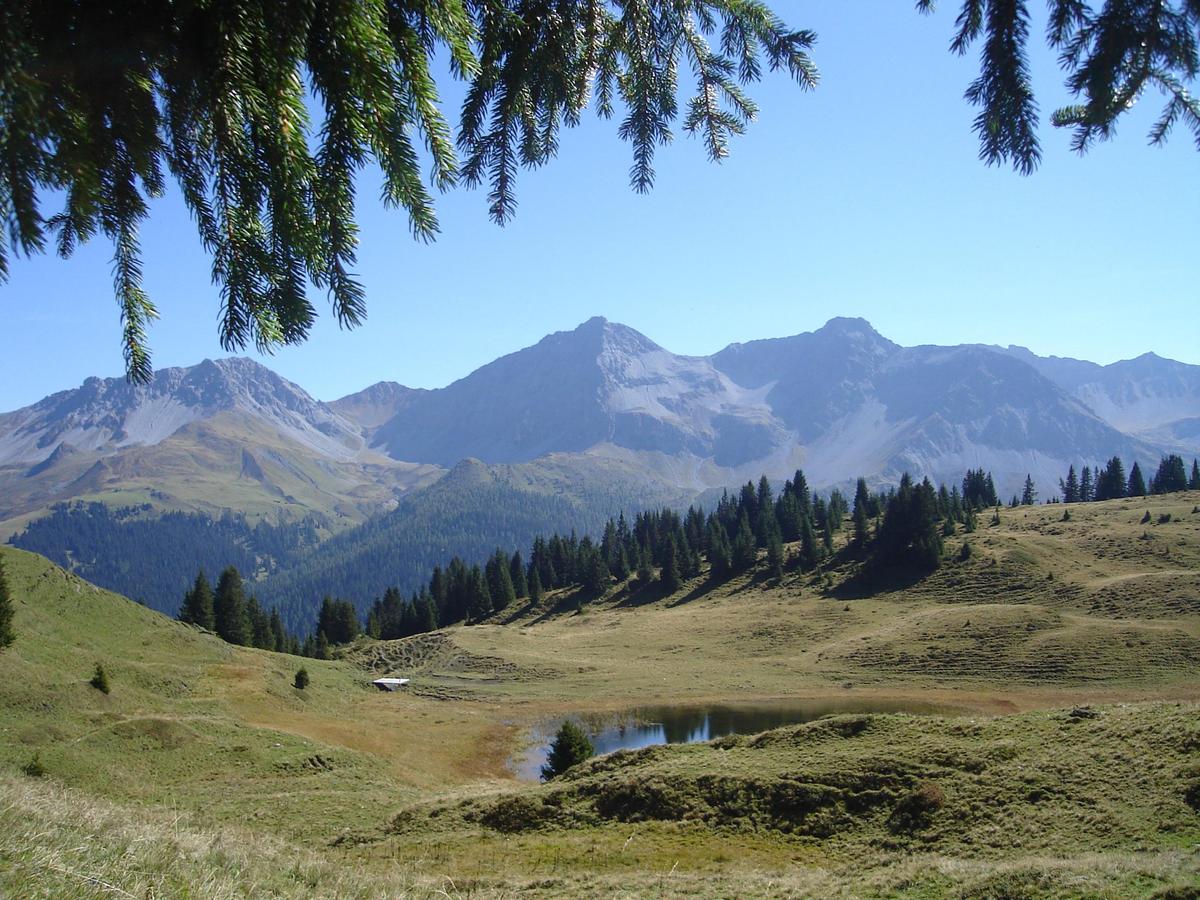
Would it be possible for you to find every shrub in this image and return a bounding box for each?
[90,663,110,694]
[480,795,550,833]
[1061,509,1071,522]
[1158,513,1172,525]
[959,541,972,561]
[1184,780,1200,812]
[293,667,309,690]
[21,754,46,778]
[1141,510,1152,524]
[541,721,594,781]
[888,781,945,832]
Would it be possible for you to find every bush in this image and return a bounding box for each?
[90,663,110,694]
[541,721,594,781]
[293,667,309,690]
[21,754,46,778]
[1061,509,1071,522]
[1184,780,1200,812]
[959,541,972,561]
[1141,510,1152,523]
[888,781,944,832]
[480,795,550,833]
[1158,513,1172,525]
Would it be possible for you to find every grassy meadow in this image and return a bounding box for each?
[2,492,1199,896]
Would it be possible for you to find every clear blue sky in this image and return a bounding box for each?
[3,3,1197,413]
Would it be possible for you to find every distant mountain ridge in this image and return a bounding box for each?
[4,315,1196,622]
[2,318,1195,529]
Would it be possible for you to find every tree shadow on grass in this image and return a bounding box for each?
[827,564,934,600]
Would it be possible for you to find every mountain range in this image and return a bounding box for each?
[3,316,1197,621]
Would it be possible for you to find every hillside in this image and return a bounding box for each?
[3,494,1199,896]
[4,318,1196,628]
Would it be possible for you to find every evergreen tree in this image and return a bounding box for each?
[1127,461,1148,497]
[509,551,528,599]
[822,517,834,556]
[1021,475,1037,505]
[315,631,330,660]
[635,547,654,586]
[466,565,492,622]
[873,474,943,570]
[0,560,14,650]
[417,593,439,632]
[178,570,216,631]
[798,514,819,570]
[766,520,784,582]
[707,518,733,581]
[485,549,517,611]
[269,609,287,653]
[1095,456,1126,502]
[335,601,359,644]
[1151,455,1189,493]
[213,566,249,646]
[1080,466,1094,502]
[827,489,847,529]
[528,567,544,604]
[246,595,273,649]
[1191,459,1200,490]
[731,512,757,572]
[1061,465,1080,503]
[583,545,611,595]
[853,478,872,547]
[90,662,110,694]
[294,668,309,690]
[660,536,682,593]
[541,721,594,781]
[776,492,802,543]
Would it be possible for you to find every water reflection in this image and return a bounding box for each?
[515,698,949,781]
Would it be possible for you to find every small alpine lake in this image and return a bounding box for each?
[513,697,957,781]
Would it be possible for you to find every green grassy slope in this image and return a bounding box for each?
[2,493,1200,896]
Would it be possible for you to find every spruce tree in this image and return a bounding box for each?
[707,519,733,580]
[1060,465,1080,503]
[1191,459,1200,490]
[509,551,528,599]
[486,550,516,611]
[541,721,594,781]
[583,549,611,595]
[269,609,287,653]
[0,560,14,650]
[1095,456,1126,501]
[90,662,111,694]
[1080,466,1094,502]
[1021,475,1036,505]
[766,522,784,582]
[1151,455,1189,493]
[246,595,272,649]
[731,512,758,572]
[1127,462,1148,497]
[467,566,492,622]
[529,567,544,604]
[852,478,872,547]
[213,566,249,646]
[178,570,215,631]
[660,536,682,594]
[798,514,818,570]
